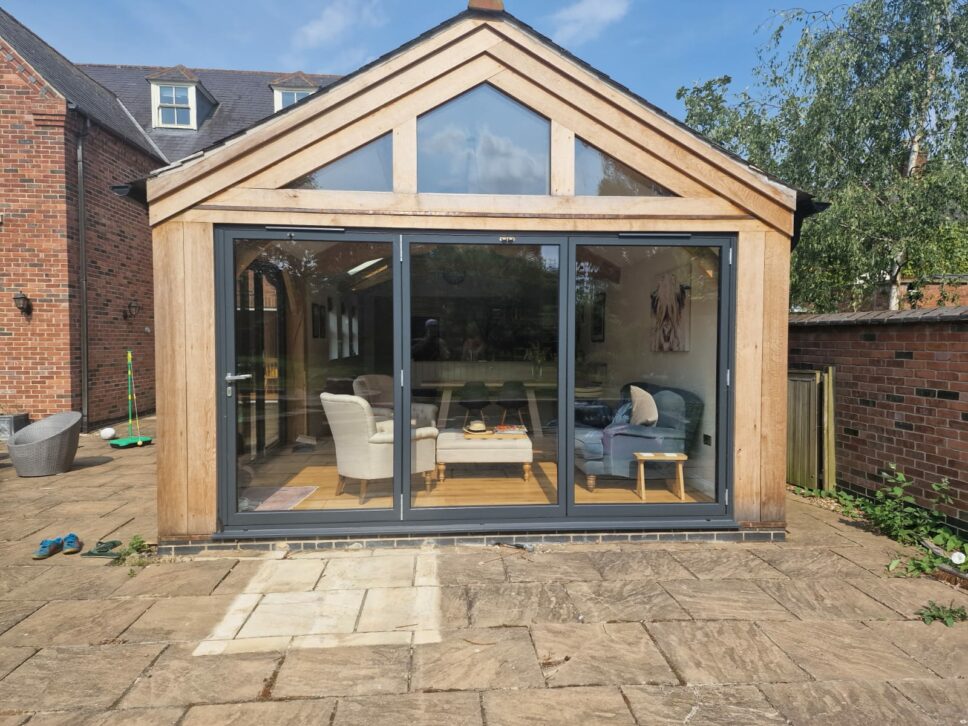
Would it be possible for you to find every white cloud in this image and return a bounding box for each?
[293,0,386,50]
[548,0,630,48]
[282,0,386,72]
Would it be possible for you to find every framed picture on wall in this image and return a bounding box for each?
[591,291,606,342]
[650,267,691,352]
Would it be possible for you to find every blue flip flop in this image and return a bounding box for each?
[62,533,82,555]
[32,538,63,560]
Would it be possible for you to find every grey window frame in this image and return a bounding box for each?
[213,225,737,538]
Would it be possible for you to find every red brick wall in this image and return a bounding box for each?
[789,314,968,527]
[64,116,157,427]
[0,41,75,420]
[1,42,159,427]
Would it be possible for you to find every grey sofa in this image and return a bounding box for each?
[574,382,703,490]
[7,412,82,477]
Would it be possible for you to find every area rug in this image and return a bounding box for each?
[239,486,317,512]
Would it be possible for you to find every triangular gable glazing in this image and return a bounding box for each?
[417,84,550,195]
[575,137,675,197]
[285,133,393,192]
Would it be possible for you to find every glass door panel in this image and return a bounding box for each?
[573,243,722,506]
[408,242,560,508]
[232,238,396,514]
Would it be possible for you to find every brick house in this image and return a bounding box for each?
[0,7,335,429]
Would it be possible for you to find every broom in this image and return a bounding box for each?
[110,350,153,448]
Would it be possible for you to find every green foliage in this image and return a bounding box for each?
[677,0,968,311]
[916,600,968,626]
[110,535,153,568]
[796,466,967,577]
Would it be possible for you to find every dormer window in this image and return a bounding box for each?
[275,89,314,111]
[155,84,193,127]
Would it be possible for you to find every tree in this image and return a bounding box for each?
[677,0,968,311]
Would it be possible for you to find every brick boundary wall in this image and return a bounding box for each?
[789,307,968,533]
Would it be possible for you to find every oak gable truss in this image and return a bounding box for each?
[145,11,798,235]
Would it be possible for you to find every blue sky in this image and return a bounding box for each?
[2,0,843,119]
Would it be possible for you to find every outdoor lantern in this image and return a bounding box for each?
[122,301,141,320]
[12,291,31,315]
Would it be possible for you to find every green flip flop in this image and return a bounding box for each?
[80,540,123,559]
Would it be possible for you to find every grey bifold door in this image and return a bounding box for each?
[216,228,731,533]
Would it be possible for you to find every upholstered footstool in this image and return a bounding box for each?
[435,430,534,484]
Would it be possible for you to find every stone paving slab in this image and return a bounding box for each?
[356,585,467,632]
[669,549,788,580]
[648,621,809,685]
[411,627,544,691]
[846,575,968,619]
[481,686,636,726]
[316,555,415,590]
[753,547,876,578]
[757,620,935,681]
[181,699,334,725]
[24,707,185,725]
[503,552,602,583]
[0,598,153,647]
[891,678,968,723]
[756,578,903,620]
[414,553,507,585]
[2,565,133,602]
[866,620,968,677]
[466,582,579,626]
[236,590,363,638]
[0,643,163,711]
[564,580,689,622]
[273,644,410,698]
[621,684,787,725]
[119,645,280,708]
[531,622,677,686]
[760,680,936,725]
[0,602,42,636]
[123,594,260,643]
[0,647,33,680]
[333,692,483,726]
[588,550,696,581]
[111,561,236,598]
[662,580,794,621]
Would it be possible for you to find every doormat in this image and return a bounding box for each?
[239,486,317,512]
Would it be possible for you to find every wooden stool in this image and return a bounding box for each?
[633,452,688,501]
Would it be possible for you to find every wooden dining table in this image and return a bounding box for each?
[422,380,557,439]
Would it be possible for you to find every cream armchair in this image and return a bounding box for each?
[320,392,438,503]
[352,374,438,427]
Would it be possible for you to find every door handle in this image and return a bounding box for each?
[225,373,253,383]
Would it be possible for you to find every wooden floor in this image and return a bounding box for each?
[238,459,713,510]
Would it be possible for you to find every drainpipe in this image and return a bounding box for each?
[75,113,91,431]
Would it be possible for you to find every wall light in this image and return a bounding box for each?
[122,301,141,320]
[12,291,31,315]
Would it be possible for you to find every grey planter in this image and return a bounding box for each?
[0,413,29,443]
[7,412,82,477]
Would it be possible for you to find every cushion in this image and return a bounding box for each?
[629,386,659,426]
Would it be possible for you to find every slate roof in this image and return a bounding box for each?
[0,7,162,160]
[81,64,339,162]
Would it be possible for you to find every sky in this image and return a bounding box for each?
[1,0,844,120]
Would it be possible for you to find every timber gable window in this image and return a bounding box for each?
[152,83,194,129]
[285,134,393,192]
[417,84,550,195]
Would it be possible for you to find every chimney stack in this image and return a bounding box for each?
[468,0,505,12]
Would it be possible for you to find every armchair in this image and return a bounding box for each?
[321,393,438,503]
[352,374,438,428]
[574,382,703,491]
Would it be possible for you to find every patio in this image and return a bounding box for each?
[0,426,966,724]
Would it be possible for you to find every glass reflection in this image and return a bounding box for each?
[417,84,550,195]
[573,245,719,504]
[409,243,559,507]
[234,238,396,513]
[286,134,393,192]
[575,137,674,197]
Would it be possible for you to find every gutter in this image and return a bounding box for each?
[792,192,830,248]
